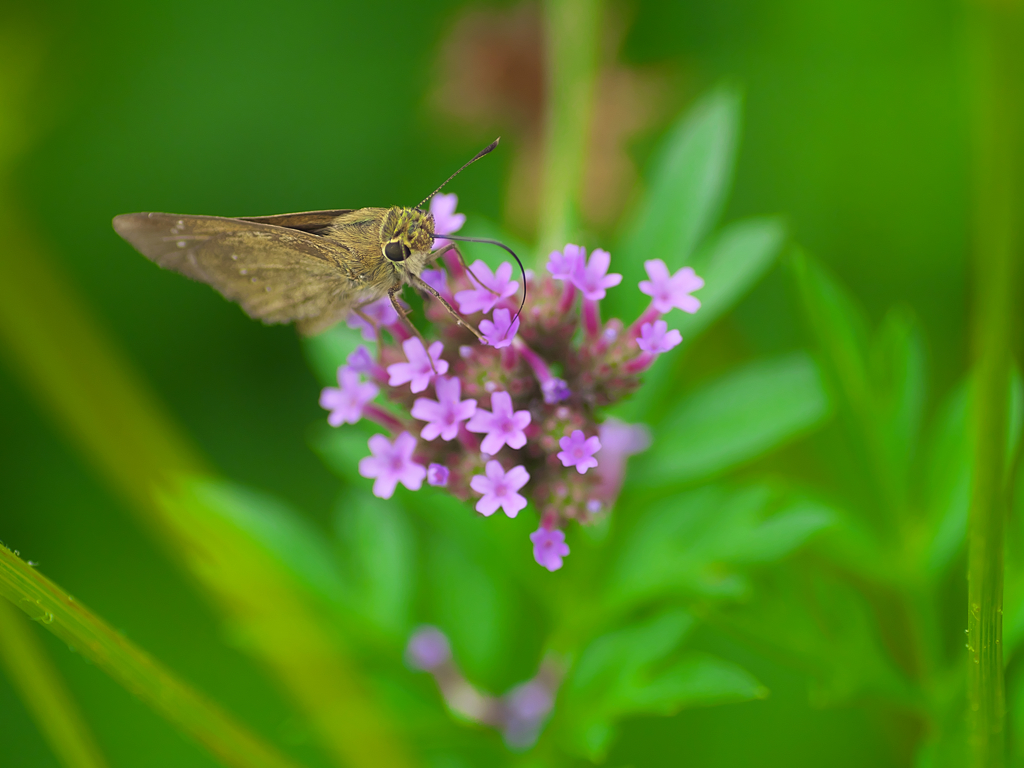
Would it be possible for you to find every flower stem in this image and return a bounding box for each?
[966,2,1022,765]
[537,0,603,263]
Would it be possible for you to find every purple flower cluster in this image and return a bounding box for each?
[321,196,702,571]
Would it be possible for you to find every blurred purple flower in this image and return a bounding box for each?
[420,268,452,301]
[319,367,378,426]
[546,243,585,280]
[571,248,622,301]
[466,390,532,455]
[471,461,530,517]
[406,625,452,670]
[431,193,465,249]
[346,346,374,374]
[557,430,601,475]
[503,679,555,748]
[387,338,449,393]
[411,376,477,441]
[639,259,704,314]
[346,296,400,341]
[358,432,427,499]
[637,319,683,353]
[480,307,520,349]
[541,377,571,405]
[427,463,450,487]
[530,527,569,571]
[455,261,519,315]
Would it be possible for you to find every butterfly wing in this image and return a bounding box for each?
[113,212,380,331]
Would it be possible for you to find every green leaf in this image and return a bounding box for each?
[609,85,742,319]
[310,421,374,485]
[719,566,916,709]
[183,478,349,611]
[427,534,517,689]
[868,307,927,506]
[608,485,834,608]
[922,381,971,578]
[628,352,831,489]
[683,216,787,339]
[560,609,764,760]
[334,489,416,640]
[302,323,370,388]
[789,249,871,413]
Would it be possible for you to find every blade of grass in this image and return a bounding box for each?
[966,1,1022,764]
[0,545,301,768]
[0,597,109,768]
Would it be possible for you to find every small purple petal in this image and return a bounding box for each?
[479,308,520,349]
[470,460,530,517]
[556,430,601,474]
[411,376,477,441]
[638,259,704,315]
[406,625,452,670]
[541,377,571,405]
[546,244,585,280]
[427,463,450,487]
[358,432,427,499]
[454,261,520,315]
[636,320,683,353]
[346,296,400,341]
[571,248,622,301]
[387,338,449,393]
[319,367,379,426]
[420,268,450,297]
[431,193,466,249]
[346,346,375,374]
[466,391,532,455]
[530,527,569,571]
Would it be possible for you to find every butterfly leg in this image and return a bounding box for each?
[351,305,386,351]
[411,274,487,344]
[388,287,438,373]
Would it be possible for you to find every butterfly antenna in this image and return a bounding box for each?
[417,138,500,209]
[441,234,527,323]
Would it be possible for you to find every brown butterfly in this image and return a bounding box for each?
[113,140,512,338]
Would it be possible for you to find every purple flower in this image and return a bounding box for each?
[480,308,520,349]
[420,268,451,299]
[503,679,555,748]
[454,261,519,315]
[427,463,450,487]
[557,430,601,474]
[530,527,569,571]
[319,367,378,426]
[466,391,532,455]
[411,376,477,441]
[470,461,530,517]
[571,248,622,301]
[639,259,704,314]
[387,338,449,393]
[346,346,375,374]
[406,625,452,670]
[347,296,400,341]
[541,377,571,405]
[546,244,585,280]
[431,193,466,249]
[358,432,427,499]
[637,320,683,353]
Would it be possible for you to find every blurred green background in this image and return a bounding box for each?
[0,0,1006,766]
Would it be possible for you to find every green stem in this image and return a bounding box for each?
[0,598,109,768]
[537,0,603,263]
[966,2,1022,765]
[0,545,301,768]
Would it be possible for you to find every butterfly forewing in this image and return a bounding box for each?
[113,212,368,328]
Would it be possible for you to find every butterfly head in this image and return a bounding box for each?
[381,206,435,263]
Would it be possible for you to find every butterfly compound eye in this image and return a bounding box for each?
[384,240,411,262]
